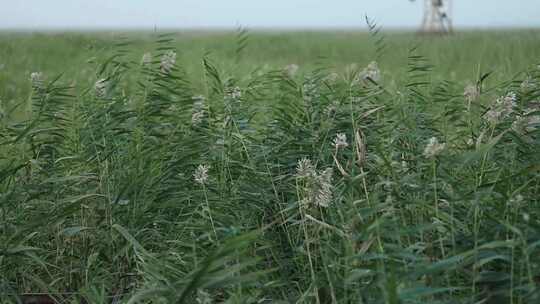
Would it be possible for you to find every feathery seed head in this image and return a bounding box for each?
[350,61,380,86]
[501,92,517,112]
[30,72,44,88]
[512,116,527,134]
[191,111,204,125]
[224,86,242,103]
[484,109,503,125]
[296,158,334,208]
[357,61,381,84]
[484,92,518,125]
[94,78,108,98]
[194,164,210,185]
[314,168,334,208]
[160,50,176,74]
[365,61,380,80]
[302,80,319,103]
[464,84,479,103]
[401,160,409,172]
[333,133,349,149]
[191,95,206,126]
[508,194,525,208]
[423,137,446,158]
[141,52,152,66]
[284,64,299,77]
[512,108,540,134]
[325,72,339,83]
[296,158,315,178]
[521,76,537,92]
[230,86,242,99]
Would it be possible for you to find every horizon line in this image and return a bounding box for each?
[1,24,540,33]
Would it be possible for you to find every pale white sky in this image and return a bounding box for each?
[0,0,539,30]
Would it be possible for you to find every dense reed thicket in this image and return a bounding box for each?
[1,31,540,303]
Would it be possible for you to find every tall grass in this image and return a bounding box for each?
[0,30,539,303]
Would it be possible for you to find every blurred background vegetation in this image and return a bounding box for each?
[2,30,539,113]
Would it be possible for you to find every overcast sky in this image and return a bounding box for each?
[1,0,539,30]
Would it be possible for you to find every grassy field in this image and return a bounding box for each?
[1,29,540,303]
[2,30,540,108]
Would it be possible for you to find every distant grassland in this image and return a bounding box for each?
[1,30,540,105]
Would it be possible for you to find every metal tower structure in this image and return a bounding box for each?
[413,0,453,33]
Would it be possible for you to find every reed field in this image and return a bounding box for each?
[1,29,540,303]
